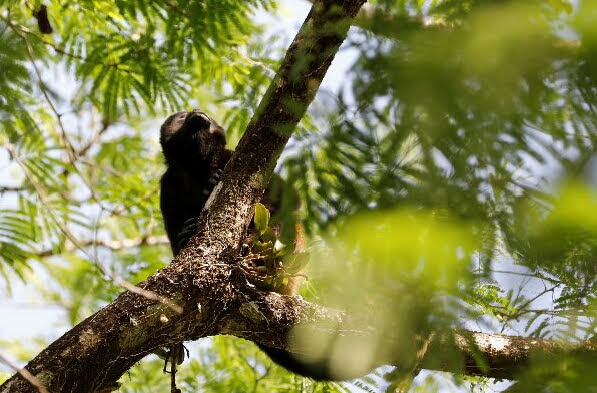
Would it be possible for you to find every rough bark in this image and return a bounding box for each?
[221,294,597,382]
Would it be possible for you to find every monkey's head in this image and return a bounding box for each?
[160,109,226,167]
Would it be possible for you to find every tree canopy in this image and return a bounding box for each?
[2,0,597,392]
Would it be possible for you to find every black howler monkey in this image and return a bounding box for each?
[159,109,340,380]
[160,110,231,255]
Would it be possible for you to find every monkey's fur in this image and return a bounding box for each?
[159,109,342,380]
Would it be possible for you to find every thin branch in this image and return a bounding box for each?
[112,275,183,314]
[0,352,50,393]
[76,114,111,157]
[16,21,77,163]
[6,143,82,253]
[6,144,180,315]
[35,235,169,257]
[0,185,23,193]
[490,269,562,285]
[162,0,187,17]
[23,27,133,74]
[7,17,127,218]
[237,52,276,78]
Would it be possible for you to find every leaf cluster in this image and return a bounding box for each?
[240,203,309,292]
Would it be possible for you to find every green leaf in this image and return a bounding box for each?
[260,226,277,244]
[253,202,270,234]
[253,240,273,254]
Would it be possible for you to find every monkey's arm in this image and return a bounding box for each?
[160,171,194,256]
[161,166,225,256]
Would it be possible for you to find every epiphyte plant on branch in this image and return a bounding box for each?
[241,202,309,293]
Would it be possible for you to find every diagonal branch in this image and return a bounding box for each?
[0,1,366,392]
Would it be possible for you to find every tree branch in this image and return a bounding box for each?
[224,293,597,381]
[0,185,23,193]
[0,1,366,392]
[35,235,169,257]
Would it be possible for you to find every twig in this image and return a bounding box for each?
[0,352,51,393]
[8,17,123,216]
[7,144,181,314]
[36,235,169,257]
[0,185,23,193]
[113,275,183,314]
[4,18,134,75]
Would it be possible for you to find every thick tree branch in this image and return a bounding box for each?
[221,292,597,381]
[0,1,366,392]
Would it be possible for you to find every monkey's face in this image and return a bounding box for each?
[160,109,226,167]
